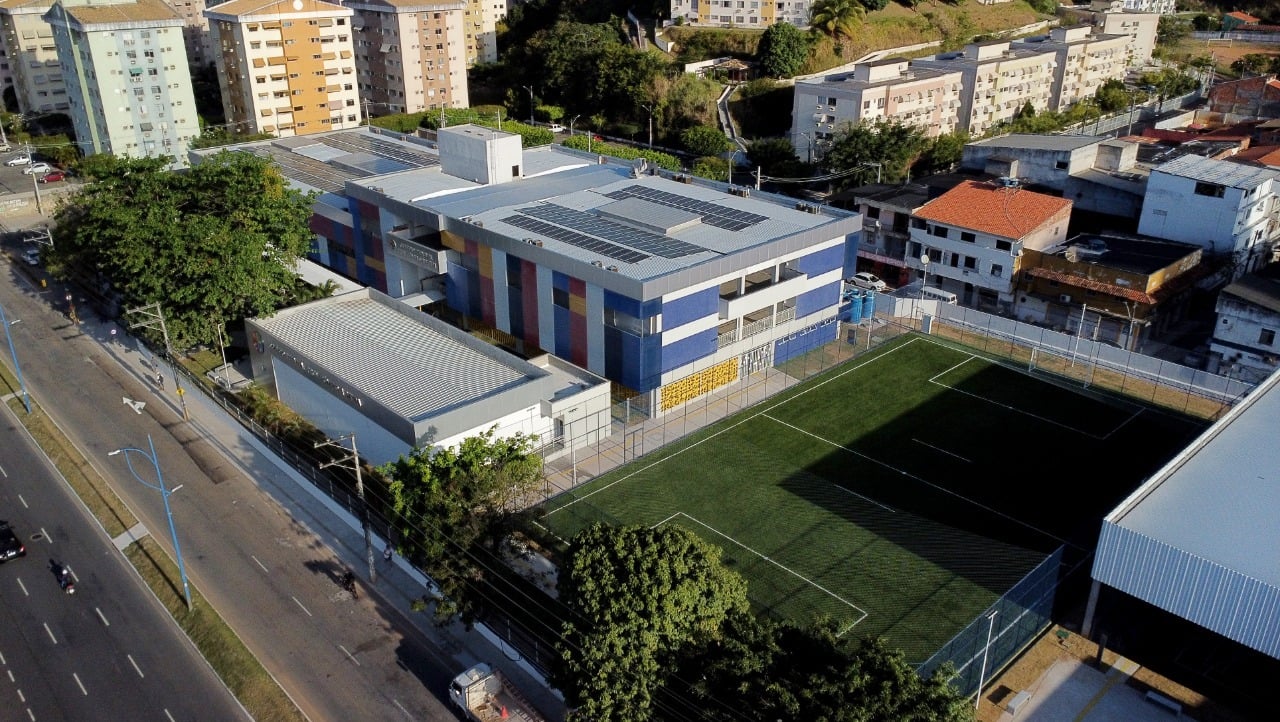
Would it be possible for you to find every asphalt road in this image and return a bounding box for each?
[0,412,250,721]
[0,239,473,719]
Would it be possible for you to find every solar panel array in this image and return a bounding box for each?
[320,131,440,168]
[520,204,704,259]
[605,184,769,231]
[502,215,650,265]
[247,147,354,193]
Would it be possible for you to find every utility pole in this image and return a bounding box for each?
[317,434,376,584]
[28,143,41,214]
[642,104,654,148]
[522,85,535,124]
[126,302,190,421]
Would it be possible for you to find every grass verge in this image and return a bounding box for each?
[0,364,305,722]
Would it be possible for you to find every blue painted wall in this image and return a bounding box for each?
[796,280,841,319]
[774,318,838,365]
[663,287,718,329]
[797,243,843,277]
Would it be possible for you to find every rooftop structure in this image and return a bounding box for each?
[914,179,1073,241]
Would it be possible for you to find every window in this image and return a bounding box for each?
[910,217,926,230]
[991,263,1004,278]
[1055,160,1068,170]
[929,225,948,238]
[865,207,879,219]
[995,240,1012,251]
[553,288,569,308]
[1261,329,1276,346]
[960,231,975,243]
[1194,181,1225,198]
[964,257,977,269]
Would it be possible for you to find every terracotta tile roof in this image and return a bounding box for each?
[913,180,1072,240]
[1226,11,1260,22]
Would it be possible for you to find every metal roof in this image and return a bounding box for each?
[967,134,1103,153]
[1108,368,1280,587]
[1152,154,1280,189]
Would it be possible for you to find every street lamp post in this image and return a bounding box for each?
[109,435,192,609]
[796,132,814,164]
[0,303,31,413]
[64,293,77,324]
[642,104,654,148]
[569,114,580,137]
[522,85,535,125]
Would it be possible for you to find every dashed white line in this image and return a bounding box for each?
[127,654,144,678]
[338,645,360,666]
[164,709,176,722]
[912,438,971,462]
[393,699,412,719]
[291,596,312,617]
[250,555,269,573]
[73,672,87,695]
[40,528,51,544]
[6,670,13,682]
[25,708,34,721]
[43,623,56,644]
[0,463,6,477]
[16,578,27,596]
[95,608,109,626]
[16,687,24,701]
[18,494,27,508]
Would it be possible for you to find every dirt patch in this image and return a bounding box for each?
[1169,38,1280,71]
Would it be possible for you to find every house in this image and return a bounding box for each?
[1208,263,1280,382]
[1015,232,1206,350]
[45,0,200,163]
[1137,154,1280,278]
[197,125,863,417]
[832,181,954,290]
[1222,10,1261,31]
[909,178,1073,312]
[205,0,363,138]
[789,60,964,159]
[245,286,612,465]
[1206,75,1280,121]
[668,0,811,29]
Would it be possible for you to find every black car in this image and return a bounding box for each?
[0,521,25,562]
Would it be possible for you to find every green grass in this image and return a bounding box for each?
[535,334,1206,660]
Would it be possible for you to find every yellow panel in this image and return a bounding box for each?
[478,245,493,279]
[569,293,586,315]
[441,230,466,252]
[365,256,385,273]
[660,358,740,411]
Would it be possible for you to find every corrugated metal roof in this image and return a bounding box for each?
[253,289,535,420]
[967,134,1102,152]
[1153,154,1280,189]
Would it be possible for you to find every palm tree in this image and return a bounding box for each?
[809,0,865,46]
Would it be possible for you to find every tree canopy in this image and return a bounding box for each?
[824,118,930,189]
[381,427,543,624]
[47,152,318,348]
[810,0,866,44]
[757,21,811,78]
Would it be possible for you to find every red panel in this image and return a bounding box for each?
[521,260,540,351]
[473,240,495,327]
[569,278,587,367]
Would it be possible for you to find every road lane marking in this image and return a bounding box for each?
[0,463,5,477]
[15,687,23,701]
[251,555,269,573]
[291,597,312,617]
[18,494,27,508]
[73,672,87,695]
[164,709,175,722]
[43,623,56,644]
[338,645,360,666]
[127,654,144,678]
[14,578,25,596]
[95,608,109,626]
[40,527,51,544]
[393,699,412,719]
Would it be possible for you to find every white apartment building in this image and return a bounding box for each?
[1016,25,1128,112]
[909,179,1072,311]
[0,0,66,114]
[1209,269,1280,383]
[347,0,468,114]
[1097,10,1158,67]
[789,59,963,160]
[461,0,501,65]
[205,0,362,138]
[911,40,1057,137]
[1118,0,1174,14]
[164,0,212,68]
[1138,155,1280,277]
[669,0,810,29]
[45,0,199,162]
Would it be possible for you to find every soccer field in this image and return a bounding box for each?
[535,335,1206,660]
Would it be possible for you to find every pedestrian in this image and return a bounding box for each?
[383,543,394,564]
[156,371,164,389]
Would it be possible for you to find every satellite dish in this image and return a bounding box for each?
[920,254,930,266]
[292,0,303,9]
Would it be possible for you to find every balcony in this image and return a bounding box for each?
[718,268,806,320]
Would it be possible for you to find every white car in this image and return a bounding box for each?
[548,124,565,133]
[5,154,31,166]
[849,272,887,292]
[22,162,51,175]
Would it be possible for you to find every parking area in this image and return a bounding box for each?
[0,148,75,194]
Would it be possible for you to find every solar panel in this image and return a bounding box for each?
[501,215,650,265]
[245,147,353,193]
[519,205,704,259]
[605,185,769,232]
[319,131,440,168]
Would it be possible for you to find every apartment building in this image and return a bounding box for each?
[909,178,1072,312]
[1139,155,1280,278]
[165,0,212,68]
[911,40,1058,137]
[205,0,361,138]
[0,0,65,114]
[670,0,810,29]
[461,0,501,65]
[1016,25,1128,112]
[45,0,199,162]
[789,59,963,159]
[1097,10,1158,67]
[347,0,468,115]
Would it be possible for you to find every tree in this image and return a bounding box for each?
[381,427,543,624]
[552,523,749,722]
[1094,78,1130,113]
[1156,15,1190,46]
[809,0,865,46]
[756,21,811,78]
[47,152,318,348]
[823,118,929,189]
[692,155,729,181]
[680,125,733,156]
[748,136,803,173]
[1232,53,1269,76]
[915,130,968,176]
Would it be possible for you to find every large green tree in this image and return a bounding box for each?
[824,118,929,189]
[382,427,543,623]
[810,0,865,46]
[552,523,749,722]
[680,125,733,156]
[756,21,811,78]
[48,152,317,348]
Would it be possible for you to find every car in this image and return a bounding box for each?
[547,123,565,133]
[5,153,31,166]
[0,521,25,562]
[21,247,40,266]
[22,162,51,175]
[38,170,65,183]
[0,142,11,152]
[848,272,887,292]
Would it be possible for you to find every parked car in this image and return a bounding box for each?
[5,153,31,166]
[38,170,65,183]
[848,272,887,292]
[0,521,25,562]
[21,247,40,266]
[548,123,565,133]
[22,162,51,175]
[0,142,11,152]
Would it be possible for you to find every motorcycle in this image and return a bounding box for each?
[60,569,75,595]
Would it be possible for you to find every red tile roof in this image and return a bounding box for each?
[913,180,1072,240]
[1226,11,1260,22]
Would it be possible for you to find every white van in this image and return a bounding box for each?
[921,286,957,304]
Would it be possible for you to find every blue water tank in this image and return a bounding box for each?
[846,291,863,323]
[861,290,875,322]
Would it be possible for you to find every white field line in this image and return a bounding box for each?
[912,438,970,462]
[656,512,868,637]
[832,483,895,513]
[543,338,923,517]
[929,354,1144,439]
